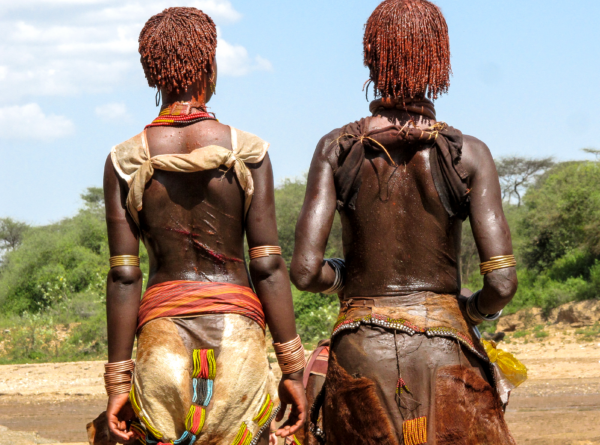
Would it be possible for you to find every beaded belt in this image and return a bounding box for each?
[341,293,436,309]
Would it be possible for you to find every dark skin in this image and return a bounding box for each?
[104,66,307,443]
[291,107,517,316]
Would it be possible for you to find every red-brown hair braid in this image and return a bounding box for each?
[364,0,451,101]
[139,7,217,95]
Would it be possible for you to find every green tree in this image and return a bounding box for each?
[582,147,600,161]
[0,218,29,252]
[0,188,109,313]
[496,156,555,206]
[519,161,600,272]
[81,187,105,210]
[274,175,342,264]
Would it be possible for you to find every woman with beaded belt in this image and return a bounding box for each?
[291,1,523,444]
[99,7,307,445]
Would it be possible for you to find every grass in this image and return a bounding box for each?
[513,330,528,338]
[575,323,600,341]
[0,292,107,365]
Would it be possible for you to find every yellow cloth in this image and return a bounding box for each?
[110,126,269,226]
[482,340,528,388]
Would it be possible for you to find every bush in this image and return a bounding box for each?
[0,292,107,364]
[292,287,339,348]
[520,161,600,272]
[275,176,343,265]
[0,195,109,314]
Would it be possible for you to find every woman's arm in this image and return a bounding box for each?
[290,133,339,292]
[245,153,307,438]
[103,154,143,443]
[462,136,518,314]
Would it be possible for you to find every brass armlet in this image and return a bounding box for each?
[110,255,140,268]
[104,359,135,373]
[104,359,135,396]
[105,383,132,396]
[273,335,305,375]
[249,246,282,260]
[480,255,516,275]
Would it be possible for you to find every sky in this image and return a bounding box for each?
[1,0,599,224]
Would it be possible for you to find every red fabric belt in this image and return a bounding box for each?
[137,281,265,332]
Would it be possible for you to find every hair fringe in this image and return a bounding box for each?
[139,7,217,95]
[364,0,451,101]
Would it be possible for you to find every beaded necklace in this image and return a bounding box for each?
[146,101,217,129]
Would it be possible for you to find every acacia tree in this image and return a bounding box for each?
[495,156,555,206]
[0,218,29,252]
[582,148,600,161]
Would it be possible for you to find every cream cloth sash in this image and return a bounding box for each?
[110,126,269,226]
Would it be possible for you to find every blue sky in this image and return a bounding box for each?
[1,0,599,224]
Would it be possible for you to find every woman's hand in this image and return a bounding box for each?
[107,393,136,444]
[275,372,308,437]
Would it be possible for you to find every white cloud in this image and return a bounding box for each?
[0,0,111,10]
[218,37,273,77]
[95,102,131,122]
[192,0,241,23]
[0,103,75,140]
[82,1,241,25]
[0,0,269,102]
[0,0,240,21]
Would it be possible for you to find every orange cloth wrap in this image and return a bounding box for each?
[137,281,265,332]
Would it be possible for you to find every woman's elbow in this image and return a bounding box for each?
[108,267,143,287]
[290,256,321,291]
[250,255,287,283]
[486,267,518,303]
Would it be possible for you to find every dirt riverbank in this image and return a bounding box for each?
[0,325,599,445]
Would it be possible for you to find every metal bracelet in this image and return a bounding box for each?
[322,258,345,295]
[466,290,502,325]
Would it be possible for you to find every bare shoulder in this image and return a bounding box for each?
[314,127,343,168]
[461,134,496,178]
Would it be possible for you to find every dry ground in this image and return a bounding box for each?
[0,326,598,445]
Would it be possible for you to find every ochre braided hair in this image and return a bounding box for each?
[364,0,451,101]
[139,7,217,95]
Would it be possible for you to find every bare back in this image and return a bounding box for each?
[141,121,249,287]
[338,119,461,297]
[323,116,460,297]
[292,111,514,305]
